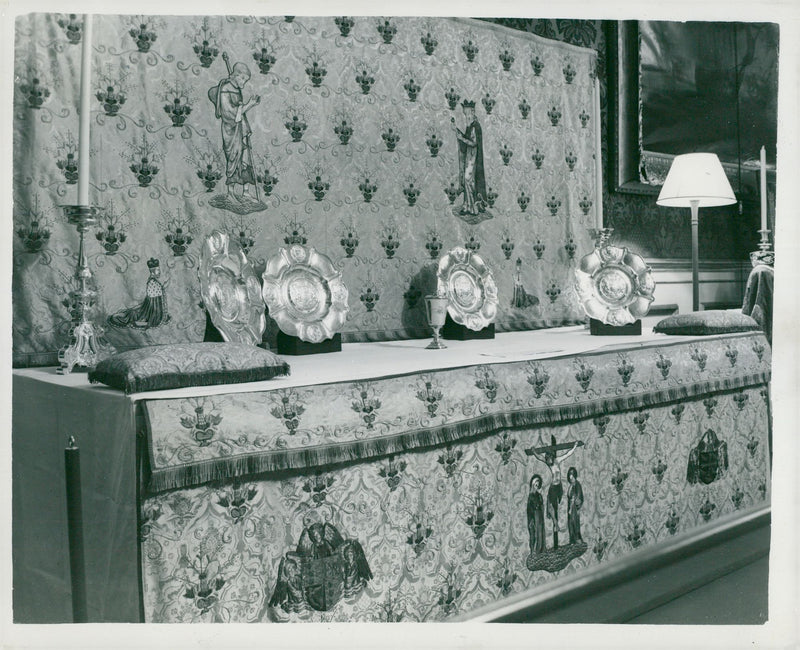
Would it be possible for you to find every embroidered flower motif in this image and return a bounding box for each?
[690,347,708,371]
[731,487,745,510]
[303,474,334,506]
[545,280,561,303]
[376,19,397,44]
[500,235,514,260]
[517,189,530,212]
[180,404,222,447]
[531,147,545,169]
[494,432,516,465]
[725,344,738,367]
[593,536,608,561]
[733,392,749,411]
[611,466,628,493]
[403,76,421,102]
[407,519,433,556]
[130,21,157,52]
[474,367,498,402]
[481,93,495,115]
[217,482,257,523]
[656,353,672,379]
[652,458,667,483]
[699,498,716,522]
[532,237,546,259]
[381,127,401,152]
[20,76,51,108]
[499,143,513,166]
[498,48,515,71]
[378,456,407,491]
[574,359,594,392]
[703,397,717,417]
[426,131,443,157]
[403,284,422,309]
[420,31,438,55]
[547,105,562,126]
[495,563,518,597]
[546,195,561,216]
[333,119,353,145]
[355,67,375,94]
[17,219,51,254]
[594,414,610,436]
[437,571,462,615]
[518,98,530,119]
[665,509,680,535]
[465,489,494,539]
[334,16,354,37]
[562,62,577,84]
[445,87,461,111]
[625,521,646,548]
[527,363,550,398]
[671,403,685,423]
[270,390,305,434]
[747,436,759,458]
[417,379,443,417]
[351,384,382,428]
[633,411,649,434]
[579,196,592,214]
[530,55,545,76]
[425,231,443,259]
[462,39,479,63]
[751,340,766,362]
[579,109,591,128]
[380,226,400,258]
[437,447,463,478]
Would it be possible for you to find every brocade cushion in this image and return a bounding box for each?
[654,310,761,336]
[88,342,290,393]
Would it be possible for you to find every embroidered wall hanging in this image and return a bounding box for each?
[13,14,599,366]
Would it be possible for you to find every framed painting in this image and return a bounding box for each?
[607,20,779,197]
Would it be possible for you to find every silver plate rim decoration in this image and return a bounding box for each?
[574,244,656,326]
[198,230,266,346]
[437,246,498,331]
[261,244,349,343]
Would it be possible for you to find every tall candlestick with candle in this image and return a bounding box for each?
[594,75,603,234]
[751,145,774,268]
[59,14,116,373]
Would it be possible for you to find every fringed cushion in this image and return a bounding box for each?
[88,343,290,394]
[654,310,760,336]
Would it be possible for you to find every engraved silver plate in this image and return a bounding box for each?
[261,244,349,343]
[199,230,266,346]
[437,247,498,331]
[575,244,656,326]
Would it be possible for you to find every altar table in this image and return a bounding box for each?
[12,325,771,622]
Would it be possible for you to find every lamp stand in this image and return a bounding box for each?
[690,199,700,312]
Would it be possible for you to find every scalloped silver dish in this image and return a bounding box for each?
[437,247,498,331]
[261,244,349,343]
[199,230,266,346]
[574,244,656,326]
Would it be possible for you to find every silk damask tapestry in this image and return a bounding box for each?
[13,14,599,366]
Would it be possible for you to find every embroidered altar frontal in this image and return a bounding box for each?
[139,332,771,622]
[13,15,599,366]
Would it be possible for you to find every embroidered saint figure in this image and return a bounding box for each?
[511,257,540,309]
[566,466,584,544]
[451,99,492,224]
[527,473,546,555]
[107,258,170,329]
[208,53,265,214]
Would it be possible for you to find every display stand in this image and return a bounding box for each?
[442,313,495,340]
[590,318,641,336]
[277,331,342,355]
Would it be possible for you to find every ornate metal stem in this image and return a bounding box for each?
[750,228,774,268]
[57,205,116,374]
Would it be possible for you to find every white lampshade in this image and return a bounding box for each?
[656,153,737,208]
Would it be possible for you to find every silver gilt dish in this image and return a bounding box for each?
[575,244,656,326]
[261,244,349,343]
[199,230,266,346]
[437,247,498,331]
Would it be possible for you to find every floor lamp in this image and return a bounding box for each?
[656,153,737,312]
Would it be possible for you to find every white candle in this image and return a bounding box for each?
[77,14,92,206]
[594,75,603,231]
[759,145,767,232]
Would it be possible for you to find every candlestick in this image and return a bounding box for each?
[759,145,767,233]
[64,436,87,623]
[78,14,92,205]
[594,76,603,231]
